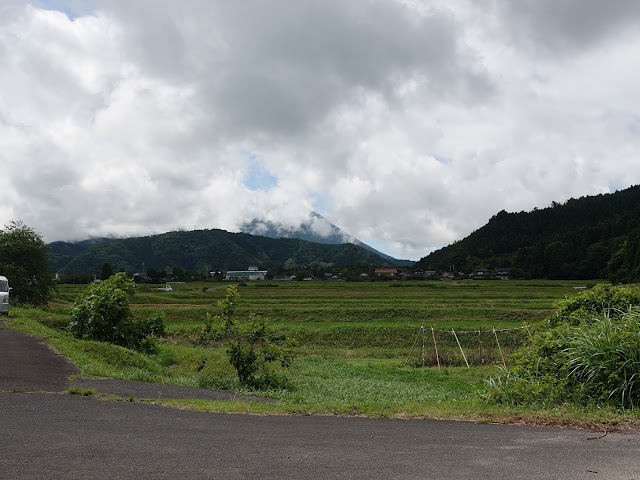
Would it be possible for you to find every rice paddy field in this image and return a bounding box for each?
[51,279,586,362]
[14,278,636,425]
[127,279,584,362]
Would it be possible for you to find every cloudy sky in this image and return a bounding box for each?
[2,0,640,260]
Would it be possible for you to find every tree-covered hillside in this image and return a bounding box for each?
[50,229,395,279]
[417,184,640,281]
[48,237,112,273]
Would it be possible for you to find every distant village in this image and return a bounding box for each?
[215,266,513,282]
[82,265,515,285]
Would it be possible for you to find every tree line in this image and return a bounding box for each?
[417,184,640,282]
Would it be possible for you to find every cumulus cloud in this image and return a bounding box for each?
[2,0,640,260]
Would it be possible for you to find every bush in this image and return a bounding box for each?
[69,273,165,354]
[547,283,640,327]
[485,283,640,409]
[202,285,297,389]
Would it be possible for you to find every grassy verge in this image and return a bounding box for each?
[6,305,640,428]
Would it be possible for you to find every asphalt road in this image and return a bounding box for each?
[1,321,640,479]
[0,322,80,392]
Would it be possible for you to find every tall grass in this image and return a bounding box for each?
[486,305,640,410]
[566,309,640,408]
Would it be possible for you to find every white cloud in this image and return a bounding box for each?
[2,0,640,260]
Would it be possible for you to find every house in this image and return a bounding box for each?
[495,267,512,280]
[374,268,398,278]
[469,267,512,280]
[471,268,491,278]
[411,270,436,279]
[132,273,150,284]
[225,268,267,281]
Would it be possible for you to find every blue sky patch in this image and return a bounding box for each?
[244,155,278,191]
[34,0,83,20]
[311,192,329,215]
[434,156,451,165]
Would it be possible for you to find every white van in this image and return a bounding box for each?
[0,276,9,316]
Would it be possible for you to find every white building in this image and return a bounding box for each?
[225,269,267,281]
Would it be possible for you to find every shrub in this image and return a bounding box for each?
[69,273,165,354]
[485,283,640,409]
[202,285,297,389]
[484,326,573,407]
[547,283,640,327]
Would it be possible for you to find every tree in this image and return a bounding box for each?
[295,268,310,280]
[202,285,297,388]
[69,273,165,353]
[146,267,164,283]
[171,266,191,282]
[100,263,113,280]
[0,221,54,306]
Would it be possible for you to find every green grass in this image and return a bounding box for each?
[6,280,640,427]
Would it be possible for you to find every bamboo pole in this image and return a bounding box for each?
[404,325,422,366]
[525,322,532,339]
[493,327,506,366]
[420,324,426,367]
[431,327,440,370]
[452,328,469,368]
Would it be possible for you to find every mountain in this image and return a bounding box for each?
[49,228,397,278]
[241,212,413,266]
[48,237,113,273]
[417,184,640,281]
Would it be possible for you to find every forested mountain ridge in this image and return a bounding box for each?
[48,237,113,273]
[49,228,396,279]
[417,184,640,281]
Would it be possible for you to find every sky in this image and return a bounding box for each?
[2,0,640,261]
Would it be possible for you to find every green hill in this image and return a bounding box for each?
[417,184,640,281]
[50,229,397,279]
[48,237,113,274]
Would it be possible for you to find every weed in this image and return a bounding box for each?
[66,387,95,396]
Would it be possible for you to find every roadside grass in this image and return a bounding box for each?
[7,281,640,427]
[7,311,640,427]
[66,387,95,396]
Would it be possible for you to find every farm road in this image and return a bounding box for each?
[1,321,640,479]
